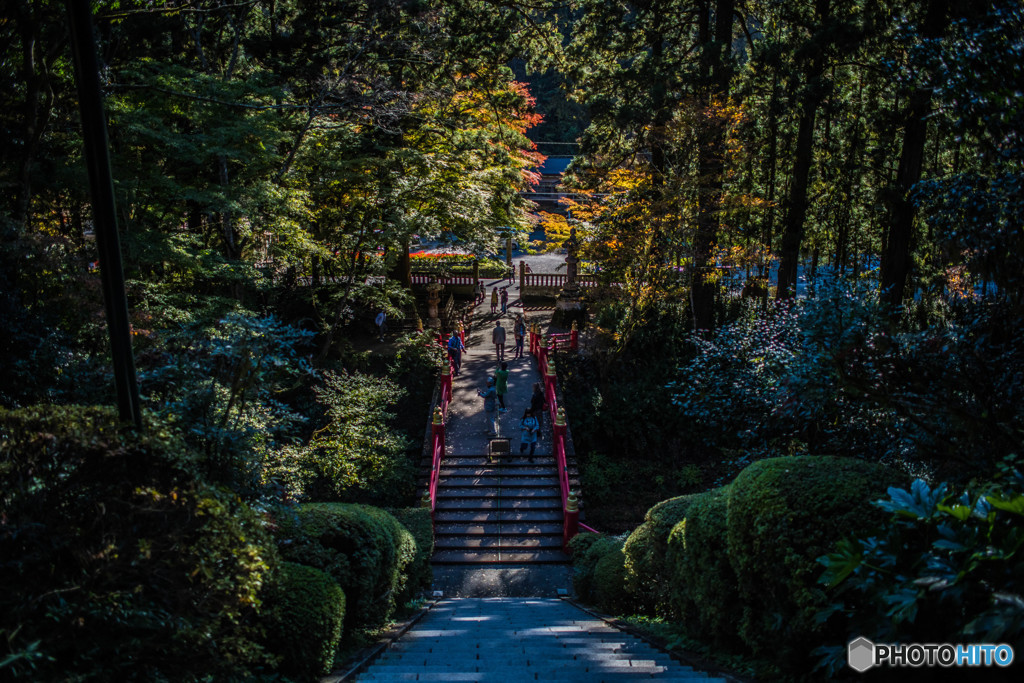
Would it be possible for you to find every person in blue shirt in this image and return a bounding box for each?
[447,332,466,377]
[519,408,539,462]
[477,377,498,436]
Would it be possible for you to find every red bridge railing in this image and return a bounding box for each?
[532,325,580,550]
[427,360,453,517]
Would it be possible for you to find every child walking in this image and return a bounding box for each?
[519,408,539,462]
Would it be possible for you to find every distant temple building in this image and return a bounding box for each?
[525,156,573,214]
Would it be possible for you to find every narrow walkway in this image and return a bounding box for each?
[355,598,725,682]
[431,276,572,566]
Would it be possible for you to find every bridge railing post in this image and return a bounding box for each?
[429,407,445,518]
[563,490,580,550]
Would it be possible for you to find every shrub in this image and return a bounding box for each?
[594,544,632,615]
[666,486,740,646]
[274,503,415,633]
[0,405,278,681]
[569,532,622,606]
[622,494,698,613]
[300,370,415,504]
[725,456,905,662]
[262,562,346,679]
[815,471,1024,676]
[388,507,435,605]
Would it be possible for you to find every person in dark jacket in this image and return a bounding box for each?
[530,382,547,437]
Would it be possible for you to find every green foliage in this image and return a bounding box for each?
[622,494,698,613]
[725,456,905,662]
[594,543,632,615]
[569,533,626,608]
[0,405,278,681]
[138,312,315,496]
[262,562,346,679]
[666,487,740,647]
[387,507,436,606]
[815,469,1024,676]
[300,370,415,504]
[273,503,416,634]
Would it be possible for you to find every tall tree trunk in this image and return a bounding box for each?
[760,69,781,279]
[776,89,822,299]
[776,0,832,300]
[691,0,733,331]
[880,0,951,308]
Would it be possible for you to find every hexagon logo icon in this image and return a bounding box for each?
[848,637,875,672]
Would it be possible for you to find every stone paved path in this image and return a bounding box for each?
[355,598,726,682]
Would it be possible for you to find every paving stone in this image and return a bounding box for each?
[356,598,723,682]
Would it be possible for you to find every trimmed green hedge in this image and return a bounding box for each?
[274,503,416,633]
[622,494,697,613]
[725,456,904,659]
[263,562,346,678]
[388,507,435,605]
[665,486,739,646]
[570,533,619,603]
[0,405,278,681]
[593,543,631,614]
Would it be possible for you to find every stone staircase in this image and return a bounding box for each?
[430,452,575,564]
[355,598,725,682]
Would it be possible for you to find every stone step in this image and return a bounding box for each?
[436,486,562,498]
[436,456,573,466]
[433,522,564,536]
[434,535,563,549]
[439,476,578,487]
[435,499,562,513]
[432,509,564,523]
[431,549,570,564]
[435,467,575,475]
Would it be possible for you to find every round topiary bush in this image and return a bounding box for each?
[593,542,631,615]
[274,502,415,633]
[622,494,698,613]
[665,486,740,646]
[569,532,625,606]
[0,405,279,681]
[725,456,905,661]
[388,507,435,606]
[263,562,346,678]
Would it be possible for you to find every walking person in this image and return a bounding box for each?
[500,287,509,314]
[495,362,509,412]
[513,314,526,359]
[477,377,498,436]
[447,331,466,377]
[530,382,547,437]
[476,281,486,303]
[490,287,499,314]
[492,320,506,362]
[519,408,539,462]
[375,309,387,341]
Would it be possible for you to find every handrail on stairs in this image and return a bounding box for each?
[531,325,580,551]
[426,359,453,517]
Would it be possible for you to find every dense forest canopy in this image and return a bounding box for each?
[2,0,1024,679]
